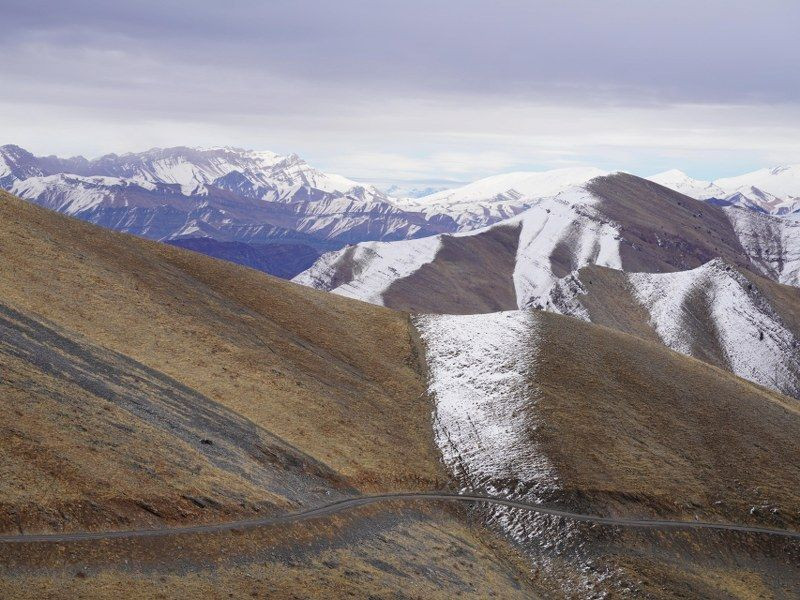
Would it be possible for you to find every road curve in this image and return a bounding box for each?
[2,492,799,543]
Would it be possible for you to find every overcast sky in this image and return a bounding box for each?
[2,0,798,186]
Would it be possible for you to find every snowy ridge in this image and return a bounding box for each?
[715,165,800,213]
[725,207,800,286]
[292,236,442,304]
[294,185,623,309]
[409,167,607,206]
[10,174,121,213]
[1,144,453,249]
[628,259,800,398]
[398,167,607,231]
[513,188,622,307]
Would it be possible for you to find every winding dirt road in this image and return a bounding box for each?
[2,492,798,544]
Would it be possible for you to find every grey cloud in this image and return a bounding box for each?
[2,0,798,104]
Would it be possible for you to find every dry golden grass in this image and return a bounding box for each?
[0,190,446,504]
[533,310,800,528]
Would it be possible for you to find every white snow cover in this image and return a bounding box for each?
[628,259,800,397]
[415,310,615,594]
[715,164,800,203]
[10,174,117,213]
[415,310,556,496]
[398,166,607,231]
[539,273,592,321]
[513,188,622,307]
[123,149,382,200]
[292,235,442,305]
[724,207,800,287]
[410,167,607,207]
[651,164,800,215]
[648,169,724,199]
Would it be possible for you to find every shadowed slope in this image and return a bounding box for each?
[587,173,753,273]
[382,223,522,313]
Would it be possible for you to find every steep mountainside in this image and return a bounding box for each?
[0,190,451,524]
[296,173,799,312]
[0,188,541,597]
[2,190,800,598]
[416,309,800,598]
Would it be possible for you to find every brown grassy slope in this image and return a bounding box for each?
[0,301,355,534]
[551,264,662,343]
[532,310,800,528]
[383,223,521,313]
[588,173,754,273]
[0,190,447,505]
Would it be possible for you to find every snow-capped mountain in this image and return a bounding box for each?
[295,173,800,312]
[395,167,607,230]
[650,165,800,216]
[0,145,376,201]
[383,184,451,198]
[0,145,457,276]
[647,169,725,200]
[297,184,621,311]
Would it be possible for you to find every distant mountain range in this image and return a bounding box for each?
[0,145,457,276]
[649,166,800,216]
[3,143,800,279]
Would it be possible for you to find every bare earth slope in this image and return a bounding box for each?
[586,173,753,273]
[0,190,540,598]
[0,190,443,498]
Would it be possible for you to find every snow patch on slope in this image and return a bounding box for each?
[539,273,592,321]
[415,310,555,496]
[292,236,442,305]
[628,259,800,398]
[415,310,615,595]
